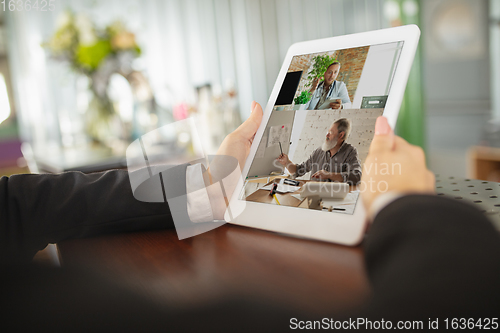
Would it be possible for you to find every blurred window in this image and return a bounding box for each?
[0,73,11,124]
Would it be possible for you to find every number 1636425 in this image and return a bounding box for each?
[2,0,55,11]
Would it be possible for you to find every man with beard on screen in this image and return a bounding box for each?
[277,118,361,185]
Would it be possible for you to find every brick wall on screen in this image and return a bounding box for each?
[291,108,384,178]
[288,54,314,73]
[335,46,369,104]
[287,46,369,106]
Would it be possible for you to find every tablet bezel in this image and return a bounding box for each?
[225,25,421,245]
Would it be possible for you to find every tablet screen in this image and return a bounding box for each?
[241,41,403,215]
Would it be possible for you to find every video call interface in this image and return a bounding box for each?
[240,41,404,215]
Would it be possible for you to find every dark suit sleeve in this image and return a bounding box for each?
[0,168,184,264]
[364,195,500,318]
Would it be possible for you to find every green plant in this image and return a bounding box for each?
[44,11,141,75]
[43,11,143,143]
[294,91,312,105]
[305,54,336,88]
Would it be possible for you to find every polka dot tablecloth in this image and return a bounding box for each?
[435,175,500,231]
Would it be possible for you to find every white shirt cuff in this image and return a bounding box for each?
[368,191,404,222]
[186,164,214,223]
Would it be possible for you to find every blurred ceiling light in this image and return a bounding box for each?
[434,1,476,52]
[403,0,419,17]
[425,0,484,60]
[384,0,400,21]
[0,73,11,125]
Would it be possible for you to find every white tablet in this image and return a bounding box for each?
[225,25,420,245]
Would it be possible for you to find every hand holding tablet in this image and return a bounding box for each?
[361,116,435,214]
[226,25,421,245]
[205,101,263,219]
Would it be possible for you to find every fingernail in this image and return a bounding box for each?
[375,116,391,135]
[251,101,257,112]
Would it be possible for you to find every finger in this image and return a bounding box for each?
[369,116,395,154]
[236,102,263,139]
[393,135,413,152]
[410,145,426,164]
[392,136,427,164]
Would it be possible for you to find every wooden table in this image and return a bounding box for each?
[468,146,500,181]
[58,224,371,315]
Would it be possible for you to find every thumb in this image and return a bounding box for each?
[236,101,263,139]
[369,116,394,154]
